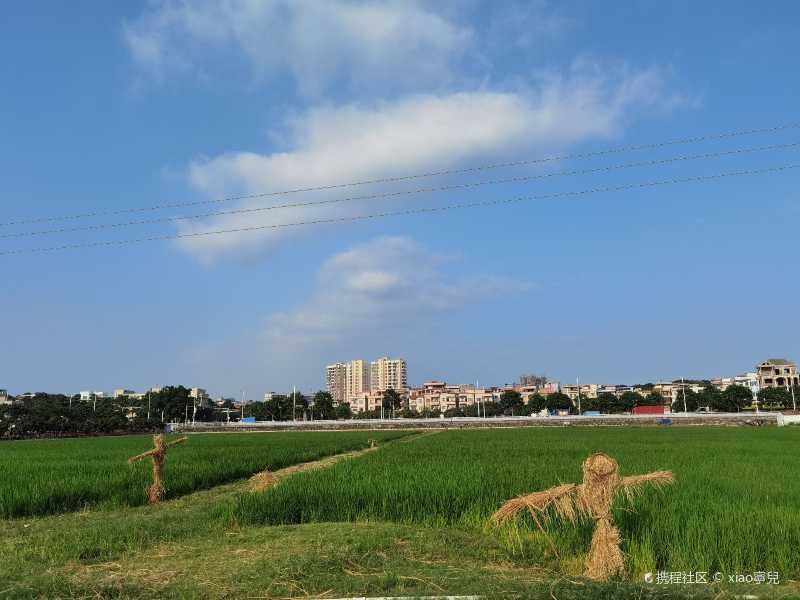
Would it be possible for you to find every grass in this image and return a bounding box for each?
[234,427,800,580]
[0,430,410,518]
[2,426,798,597]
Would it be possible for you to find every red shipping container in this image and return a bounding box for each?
[632,405,665,415]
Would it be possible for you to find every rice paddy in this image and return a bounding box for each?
[0,430,409,518]
[234,427,800,580]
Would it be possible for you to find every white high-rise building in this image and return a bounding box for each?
[370,357,408,393]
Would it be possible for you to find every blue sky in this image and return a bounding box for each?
[1,1,799,398]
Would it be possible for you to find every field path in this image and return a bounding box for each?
[249,430,439,491]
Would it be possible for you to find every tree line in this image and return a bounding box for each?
[2,382,792,439]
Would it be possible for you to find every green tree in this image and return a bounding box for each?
[286,390,308,420]
[672,389,700,412]
[382,389,402,416]
[714,384,753,412]
[527,393,547,414]
[639,392,663,407]
[312,391,335,420]
[499,390,524,415]
[335,402,352,420]
[594,392,619,413]
[698,385,721,411]
[758,387,792,410]
[545,392,573,413]
[619,391,643,411]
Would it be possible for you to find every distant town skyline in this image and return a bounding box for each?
[4,357,797,405]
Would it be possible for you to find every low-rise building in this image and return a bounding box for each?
[79,390,106,401]
[112,388,144,400]
[709,373,759,396]
[189,387,209,401]
[757,359,799,389]
[561,383,599,401]
[0,389,9,405]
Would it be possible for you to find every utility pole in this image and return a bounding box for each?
[682,378,687,413]
[292,385,296,421]
[147,390,151,422]
[576,377,581,415]
[791,379,797,412]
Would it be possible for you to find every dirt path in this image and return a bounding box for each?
[249,430,440,491]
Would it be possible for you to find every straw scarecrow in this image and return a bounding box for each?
[491,453,673,580]
[128,434,188,504]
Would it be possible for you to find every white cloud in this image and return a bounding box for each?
[266,235,532,348]
[123,0,471,94]
[176,63,693,261]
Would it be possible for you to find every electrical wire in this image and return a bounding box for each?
[2,162,797,257]
[2,122,798,227]
[2,140,797,240]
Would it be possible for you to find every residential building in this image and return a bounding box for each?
[407,381,495,413]
[189,387,209,401]
[263,392,277,402]
[370,357,407,393]
[757,359,799,389]
[112,388,144,400]
[652,381,704,408]
[561,383,599,401]
[540,381,560,395]
[79,390,106,401]
[0,389,9,405]
[349,391,385,413]
[709,373,759,396]
[346,360,370,400]
[326,363,347,403]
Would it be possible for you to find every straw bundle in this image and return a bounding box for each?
[490,452,674,581]
[585,517,625,580]
[128,434,188,504]
[249,470,279,492]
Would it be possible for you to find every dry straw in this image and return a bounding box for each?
[249,470,279,492]
[128,434,188,504]
[491,452,674,580]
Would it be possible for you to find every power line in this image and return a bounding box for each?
[2,162,797,257]
[2,121,799,228]
[2,140,798,240]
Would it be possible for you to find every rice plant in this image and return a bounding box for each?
[0,430,409,518]
[235,427,800,579]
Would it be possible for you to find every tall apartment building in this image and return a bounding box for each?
[347,360,370,399]
[326,359,371,403]
[326,356,408,405]
[325,363,347,403]
[0,389,9,405]
[370,357,408,393]
[757,358,799,389]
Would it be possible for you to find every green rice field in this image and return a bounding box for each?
[234,427,800,579]
[0,430,409,518]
